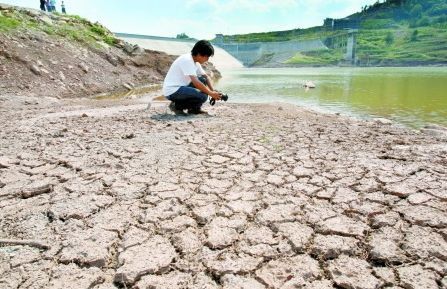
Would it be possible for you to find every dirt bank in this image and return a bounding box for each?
[1,95,446,288]
[0,4,220,99]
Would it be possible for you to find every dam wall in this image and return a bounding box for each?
[216,39,327,66]
[115,33,243,70]
[116,33,331,67]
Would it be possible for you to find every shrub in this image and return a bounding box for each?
[385,31,395,44]
[410,29,418,41]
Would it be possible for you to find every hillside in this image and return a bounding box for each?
[215,0,447,67]
[0,4,173,98]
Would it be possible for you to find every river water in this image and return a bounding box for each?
[215,67,447,128]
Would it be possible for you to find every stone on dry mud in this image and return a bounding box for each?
[299,280,334,289]
[46,264,104,289]
[226,199,259,215]
[4,246,41,268]
[255,255,321,288]
[370,211,401,228]
[397,264,439,289]
[110,182,146,200]
[20,179,53,198]
[407,192,433,205]
[115,235,177,284]
[402,225,447,261]
[275,222,313,252]
[369,227,406,263]
[385,182,419,197]
[238,241,280,258]
[59,228,117,267]
[397,204,447,228]
[192,203,218,224]
[160,215,196,233]
[50,194,114,220]
[172,227,203,254]
[221,274,266,289]
[203,249,263,275]
[256,204,299,224]
[332,187,359,204]
[121,226,153,250]
[89,204,138,234]
[328,255,382,289]
[373,267,396,286]
[193,272,220,289]
[139,199,187,224]
[311,234,359,259]
[206,224,238,249]
[134,271,192,289]
[317,215,369,237]
[243,225,277,245]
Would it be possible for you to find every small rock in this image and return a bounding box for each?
[256,255,321,288]
[222,274,265,289]
[311,234,359,259]
[30,64,41,75]
[374,118,393,125]
[0,156,12,168]
[59,71,66,81]
[317,215,368,237]
[78,63,89,73]
[123,83,133,90]
[115,235,177,284]
[398,265,439,289]
[373,267,396,286]
[402,225,447,261]
[20,179,53,198]
[328,255,382,289]
[275,222,313,252]
[122,133,135,139]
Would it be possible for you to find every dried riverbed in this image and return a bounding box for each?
[0,95,446,289]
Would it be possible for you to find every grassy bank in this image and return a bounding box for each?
[0,7,119,48]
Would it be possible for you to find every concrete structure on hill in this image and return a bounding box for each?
[115,33,243,70]
[324,18,360,30]
[116,31,358,67]
[213,38,327,66]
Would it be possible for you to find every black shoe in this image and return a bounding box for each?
[187,108,209,115]
[169,102,186,115]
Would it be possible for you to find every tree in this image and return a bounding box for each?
[385,31,395,44]
[410,4,423,18]
[410,29,418,41]
[176,33,190,39]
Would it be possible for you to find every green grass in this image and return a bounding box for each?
[0,15,20,31]
[286,49,344,65]
[0,9,120,49]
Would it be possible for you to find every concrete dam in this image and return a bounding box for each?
[215,39,327,66]
[116,33,329,68]
[115,33,243,70]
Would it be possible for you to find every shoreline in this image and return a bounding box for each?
[1,95,446,288]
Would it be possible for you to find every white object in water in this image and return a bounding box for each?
[304,81,316,88]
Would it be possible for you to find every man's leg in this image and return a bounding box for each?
[167,86,207,112]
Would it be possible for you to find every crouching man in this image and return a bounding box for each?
[162,40,221,115]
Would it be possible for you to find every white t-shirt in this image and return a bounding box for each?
[162,54,206,97]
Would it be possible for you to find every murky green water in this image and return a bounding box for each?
[216,67,447,128]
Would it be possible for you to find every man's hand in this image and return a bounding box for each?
[209,91,221,100]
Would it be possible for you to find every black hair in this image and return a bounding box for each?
[191,40,214,57]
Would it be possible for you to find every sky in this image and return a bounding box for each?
[2,0,379,39]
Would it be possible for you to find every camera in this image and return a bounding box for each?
[210,93,229,106]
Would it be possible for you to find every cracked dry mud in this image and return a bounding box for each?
[1,95,446,289]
